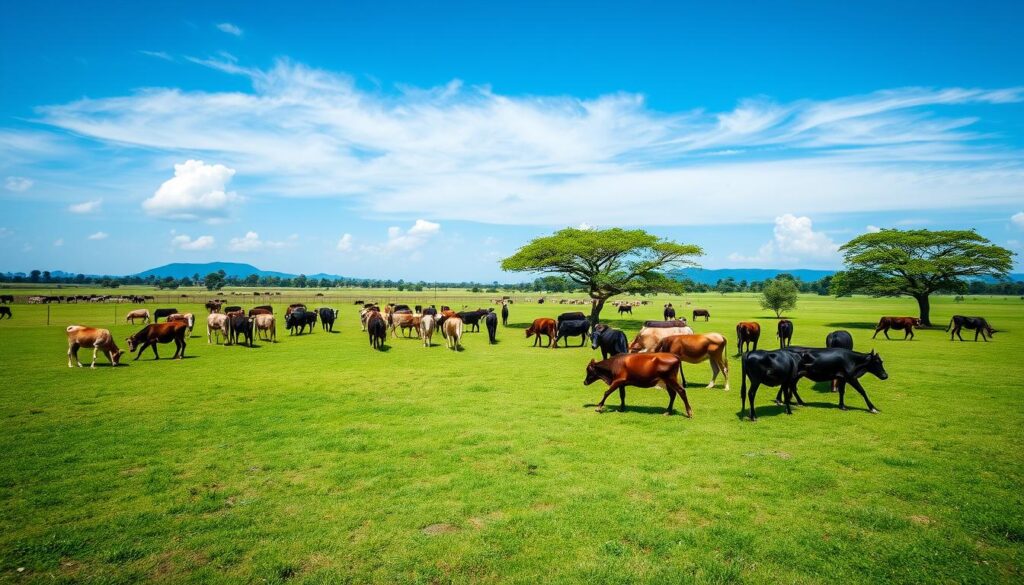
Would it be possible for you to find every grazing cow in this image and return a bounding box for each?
[872,316,920,340]
[254,314,276,342]
[643,319,689,328]
[153,308,178,322]
[553,319,590,348]
[740,350,802,420]
[526,318,558,348]
[419,314,436,347]
[617,304,633,315]
[485,311,498,343]
[778,348,888,413]
[501,303,509,326]
[0,306,10,319]
[583,353,692,417]
[205,301,222,313]
[628,325,694,353]
[557,311,587,324]
[223,305,242,314]
[736,322,761,353]
[946,315,996,342]
[390,312,421,338]
[0,294,13,304]
[318,308,339,332]
[125,321,188,360]
[826,330,854,350]
[167,313,195,335]
[444,315,463,350]
[777,319,794,348]
[653,333,730,390]
[663,304,676,320]
[366,311,387,350]
[66,325,122,368]
[590,323,628,359]
[228,314,254,347]
[125,309,150,324]
[458,309,490,332]
[692,309,710,321]
[285,303,307,317]
[207,313,229,344]
[285,309,317,335]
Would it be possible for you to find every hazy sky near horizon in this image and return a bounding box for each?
[2,1,1023,280]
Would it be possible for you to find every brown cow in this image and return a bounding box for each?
[390,312,421,338]
[167,312,195,334]
[628,325,694,353]
[125,309,150,324]
[653,333,730,390]
[873,316,921,340]
[583,353,693,417]
[525,318,557,347]
[736,322,761,353]
[126,321,188,360]
[692,308,710,321]
[66,325,122,368]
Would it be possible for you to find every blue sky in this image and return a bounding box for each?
[1,0,1022,280]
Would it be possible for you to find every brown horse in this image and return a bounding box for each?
[653,333,730,390]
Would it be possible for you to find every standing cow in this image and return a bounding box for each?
[485,311,498,344]
[946,315,996,341]
[873,316,920,340]
[736,322,761,354]
[777,319,793,348]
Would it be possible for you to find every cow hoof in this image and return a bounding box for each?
[685,411,693,418]
[870,408,880,414]
[595,407,605,413]
[839,406,848,411]
[663,410,672,416]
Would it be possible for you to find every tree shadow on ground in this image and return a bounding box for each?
[825,321,878,330]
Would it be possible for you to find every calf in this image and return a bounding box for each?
[485,311,498,344]
[692,309,710,321]
[873,316,920,340]
[591,323,628,359]
[946,315,996,342]
[553,319,590,348]
[740,350,802,420]
[526,318,557,348]
[777,319,793,348]
[319,308,338,332]
[153,308,178,322]
[736,322,761,353]
[126,321,188,360]
[66,325,122,368]
[583,353,692,417]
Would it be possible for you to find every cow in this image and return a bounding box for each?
[319,308,338,332]
[125,309,150,324]
[872,316,920,340]
[390,312,421,338]
[205,301,222,313]
[419,314,436,347]
[0,294,13,304]
[227,314,254,347]
[557,311,586,324]
[740,349,802,420]
[207,313,229,344]
[778,348,888,413]
[590,323,628,359]
[946,315,996,342]
[285,303,307,318]
[66,325,122,368]
[501,303,509,326]
[248,308,272,318]
[617,304,633,315]
[286,309,317,335]
[0,306,10,319]
[423,306,438,317]
[736,322,761,353]
[223,305,242,314]
[653,333,730,390]
[167,313,195,335]
[692,309,710,321]
[125,321,188,360]
[777,319,793,348]
[366,310,387,350]
[583,353,692,417]
[825,330,854,350]
[153,308,178,322]
[254,314,276,342]
[643,319,689,328]
[628,325,694,353]
[444,315,463,350]
[485,311,498,344]
[553,319,590,348]
[526,318,557,348]
[663,304,676,320]
[458,309,490,332]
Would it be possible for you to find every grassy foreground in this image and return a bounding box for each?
[0,291,1022,584]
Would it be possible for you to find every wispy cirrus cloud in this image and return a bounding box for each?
[68,199,101,214]
[216,22,242,36]
[4,176,33,192]
[24,57,1024,227]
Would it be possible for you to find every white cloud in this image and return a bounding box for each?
[866,225,881,233]
[53,238,64,247]
[216,22,242,36]
[1012,212,1024,229]
[171,234,216,251]
[88,231,108,240]
[336,233,353,252]
[4,176,33,192]
[143,160,239,221]
[729,214,838,266]
[228,231,289,252]
[30,58,1024,226]
[382,219,441,253]
[68,199,102,214]
[139,50,173,61]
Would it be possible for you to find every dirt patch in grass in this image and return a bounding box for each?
[422,523,459,535]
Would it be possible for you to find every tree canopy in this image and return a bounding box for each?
[760,278,799,317]
[500,227,703,321]
[831,229,1013,325]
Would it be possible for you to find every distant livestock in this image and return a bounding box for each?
[777,319,793,348]
[946,315,996,341]
[692,309,710,321]
[501,303,509,326]
[617,305,632,315]
[663,304,676,320]
[126,321,188,360]
[0,307,10,319]
[873,316,920,340]
[584,353,692,417]
[66,325,122,368]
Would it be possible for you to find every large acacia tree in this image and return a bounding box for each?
[501,227,703,322]
[831,229,1013,326]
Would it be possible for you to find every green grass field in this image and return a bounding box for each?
[1,289,1022,584]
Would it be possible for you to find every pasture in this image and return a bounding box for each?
[1,289,1022,584]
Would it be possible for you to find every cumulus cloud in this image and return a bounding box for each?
[1012,212,1024,229]
[382,219,441,253]
[68,199,101,214]
[228,231,289,252]
[88,231,108,240]
[4,176,33,192]
[171,234,216,251]
[143,160,239,221]
[336,233,354,252]
[216,22,242,36]
[729,214,838,265]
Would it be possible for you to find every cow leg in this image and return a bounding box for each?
[836,380,847,410]
[668,377,693,418]
[579,335,586,347]
[956,328,964,341]
[708,360,719,389]
[747,381,760,421]
[68,344,80,368]
[848,378,879,413]
[790,383,806,406]
[663,386,676,415]
[782,383,794,415]
[974,329,980,342]
[596,381,624,412]
[618,387,627,412]
[90,344,100,368]
[151,344,160,360]
[883,328,891,340]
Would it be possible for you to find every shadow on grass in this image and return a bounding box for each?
[825,321,878,330]
[582,403,676,415]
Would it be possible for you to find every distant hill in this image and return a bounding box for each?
[135,262,303,279]
[670,268,838,285]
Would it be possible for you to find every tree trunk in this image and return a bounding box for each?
[914,293,932,327]
[590,297,606,323]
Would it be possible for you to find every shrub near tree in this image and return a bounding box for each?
[760,277,799,317]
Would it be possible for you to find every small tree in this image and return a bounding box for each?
[204,272,226,291]
[760,278,798,317]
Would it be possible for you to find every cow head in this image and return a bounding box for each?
[866,350,888,380]
[125,335,138,352]
[583,359,600,385]
[109,347,123,366]
[913,318,923,327]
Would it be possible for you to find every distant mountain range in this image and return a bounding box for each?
[134,262,346,280]
[671,268,837,285]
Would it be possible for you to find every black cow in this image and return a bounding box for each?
[501,303,509,326]
[318,308,338,332]
[228,314,254,347]
[590,323,628,359]
[485,311,498,344]
[825,330,854,350]
[617,305,633,315]
[392,304,411,312]
[663,304,676,320]
[153,308,179,322]
[946,315,996,341]
[286,309,317,335]
[223,305,242,314]
[557,311,586,324]
[458,309,489,332]
[553,319,590,348]
[422,306,438,317]
[252,305,273,313]
[0,295,13,304]
[740,350,802,420]
[367,312,387,350]
[0,306,11,319]
[778,348,888,413]
[777,319,794,348]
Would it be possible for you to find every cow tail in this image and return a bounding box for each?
[945,318,954,332]
[740,351,747,414]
